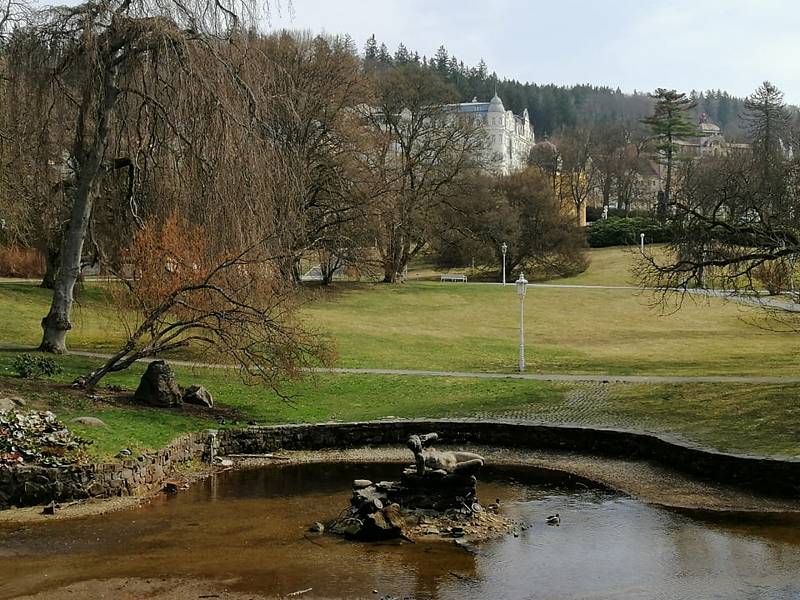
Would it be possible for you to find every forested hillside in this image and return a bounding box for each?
[360,34,772,140]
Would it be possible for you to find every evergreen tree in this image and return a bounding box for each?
[434,45,449,74]
[377,42,393,65]
[642,89,698,220]
[364,34,378,61]
[744,81,790,170]
[394,43,410,65]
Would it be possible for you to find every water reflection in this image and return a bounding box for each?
[1,463,799,599]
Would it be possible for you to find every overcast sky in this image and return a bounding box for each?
[268,0,800,103]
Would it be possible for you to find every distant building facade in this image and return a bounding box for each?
[445,93,535,175]
[636,114,751,209]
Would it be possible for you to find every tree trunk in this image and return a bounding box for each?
[39,179,95,353]
[602,175,612,208]
[40,63,117,353]
[660,145,673,223]
[39,242,60,289]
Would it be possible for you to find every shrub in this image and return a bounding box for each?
[586,217,672,248]
[0,246,45,278]
[12,354,63,379]
[753,261,794,295]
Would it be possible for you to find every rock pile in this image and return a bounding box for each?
[0,410,88,467]
[326,432,511,543]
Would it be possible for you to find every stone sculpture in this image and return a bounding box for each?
[406,433,485,476]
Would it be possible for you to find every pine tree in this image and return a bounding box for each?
[394,43,410,65]
[377,42,393,65]
[744,81,790,170]
[475,59,488,80]
[434,45,449,74]
[364,34,378,61]
[642,89,698,220]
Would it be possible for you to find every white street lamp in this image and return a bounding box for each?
[640,232,645,256]
[501,242,508,286]
[515,273,528,372]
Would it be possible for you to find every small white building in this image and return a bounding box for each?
[445,93,535,175]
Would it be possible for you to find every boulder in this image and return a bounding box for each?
[182,384,213,408]
[382,503,406,530]
[359,510,401,541]
[71,416,107,428]
[134,361,181,407]
[0,397,26,412]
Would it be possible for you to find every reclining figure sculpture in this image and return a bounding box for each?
[406,433,485,476]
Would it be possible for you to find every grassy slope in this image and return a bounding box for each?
[305,281,799,376]
[3,351,799,458]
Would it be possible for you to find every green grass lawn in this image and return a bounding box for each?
[2,246,799,461]
[2,251,799,376]
[305,281,800,376]
[543,245,641,286]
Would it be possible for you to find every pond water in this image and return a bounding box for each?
[1,463,800,599]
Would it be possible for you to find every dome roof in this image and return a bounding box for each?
[488,93,505,113]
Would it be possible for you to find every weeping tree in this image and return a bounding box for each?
[73,29,338,389]
[253,33,374,283]
[6,0,264,353]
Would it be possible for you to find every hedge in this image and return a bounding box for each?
[586,217,672,248]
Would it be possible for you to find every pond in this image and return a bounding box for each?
[1,462,800,599]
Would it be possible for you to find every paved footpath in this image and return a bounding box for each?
[3,345,798,385]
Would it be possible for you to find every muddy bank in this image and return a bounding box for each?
[9,577,275,600]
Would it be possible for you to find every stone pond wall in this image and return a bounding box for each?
[0,432,207,509]
[219,420,800,498]
[3,419,800,509]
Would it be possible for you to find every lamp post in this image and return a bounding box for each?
[501,242,508,285]
[640,232,645,256]
[515,273,528,372]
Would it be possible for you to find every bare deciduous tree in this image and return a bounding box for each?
[361,64,484,282]
[81,211,332,390]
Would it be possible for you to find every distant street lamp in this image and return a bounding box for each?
[640,232,645,255]
[501,242,508,286]
[516,273,528,372]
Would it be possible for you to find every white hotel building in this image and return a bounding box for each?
[445,93,535,175]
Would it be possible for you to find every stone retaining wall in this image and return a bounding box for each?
[219,420,800,498]
[0,432,207,509]
[3,419,799,509]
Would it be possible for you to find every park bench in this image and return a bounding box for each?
[440,274,467,283]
